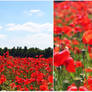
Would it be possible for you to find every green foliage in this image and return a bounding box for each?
[0,46,53,58]
[0,80,15,91]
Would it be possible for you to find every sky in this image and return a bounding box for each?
[0,1,53,49]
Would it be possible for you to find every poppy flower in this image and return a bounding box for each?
[54,46,60,53]
[87,77,92,85]
[48,75,53,83]
[82,30,92,45]
[0,65,4,73]
[0,75,6,84]
[79,86,88,91]
[89,53,92,59]
[54,26,62,34]
[84,77,92,90]
[30,85,33,90]
[54,50,70,67]
[74,47,81,54]
[67,84,88,91]
[67,83,77,91]
[88,46,92,53]
[61,26,72,36]
[85,68,92,72]
[10,83,16,89]
[64,57,75,72]
[75,61,83,68]
[72,39,79,45]
[0,52,53,91]
[67,85,77,91]
[40,85,48,91]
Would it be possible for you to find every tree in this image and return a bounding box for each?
[0,47,53,58]
[3,47,8,53]
[43,47,53,58]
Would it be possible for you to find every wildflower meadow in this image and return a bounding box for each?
[54,1,92,91]
[0,51,53,91]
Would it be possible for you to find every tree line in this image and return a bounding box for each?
[0,46,53,58]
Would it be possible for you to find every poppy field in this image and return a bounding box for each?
[54,1,92,91]
[0,52,53,91]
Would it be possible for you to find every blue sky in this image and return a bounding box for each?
[0,1,53,49]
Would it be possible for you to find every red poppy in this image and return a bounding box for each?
[67,84,88,91]
[54,46,60,53]
[75,61,83,68]
[30,85,33,90]
[61,26,72,36]
[67,84,77,91]
[82,30,92,45]
[40,85,48,91]
[88,46,92,53]
[85,68,92,72]
[64,57,75,72]
[54,50,70,67]
[79,86,88,91]
[10,83,16,89]
[0,75,6,84]
[54,26,62,34]
[48,75,53,83]
[84,77,92,90]
[89,53,92,59]
[72,39,79,45]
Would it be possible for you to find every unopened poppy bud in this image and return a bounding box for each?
[80,73,85,84]
[77,31,80,37]
[56,66,61,72]
[63,80,70,90]
[81,49,86,59]
[82,49,86,54]
[57,33,62,38]
[89,44,92,47]
[74,77,81,88]
[50,88,54,91]
[80,73,85,80]
[65,46,69,50]
[54,78,57,86]
[0,86,2,91]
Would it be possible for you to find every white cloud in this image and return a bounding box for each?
[6,22,53,33]
[0,26,3,30]
[25,33,53,49]
[0,34,6,39]
[1,22,53,49]
[24,9,44,16]
[29,10,40,13]
[1,33,53,49]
